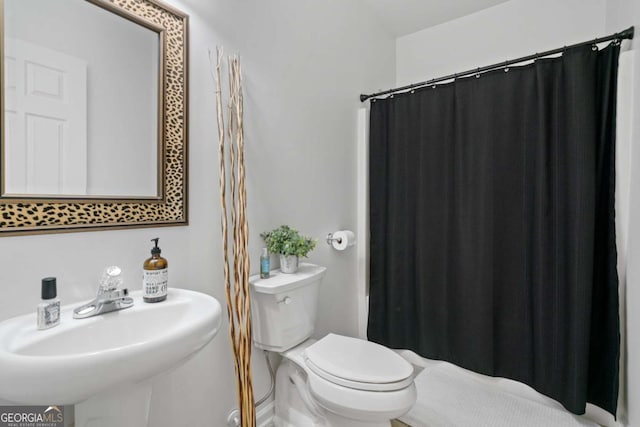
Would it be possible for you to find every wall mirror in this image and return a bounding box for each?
[0,0,188,235]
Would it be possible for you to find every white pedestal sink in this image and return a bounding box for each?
[0,288,222,427]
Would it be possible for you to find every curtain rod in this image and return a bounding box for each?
[360,26,635,102]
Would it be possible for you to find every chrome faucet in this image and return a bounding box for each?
[73,266,134,319]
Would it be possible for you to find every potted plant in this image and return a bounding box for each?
[260,225,317,273]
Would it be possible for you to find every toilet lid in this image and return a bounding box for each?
[304,334,413,391]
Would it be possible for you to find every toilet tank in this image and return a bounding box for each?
[249,263,326,352]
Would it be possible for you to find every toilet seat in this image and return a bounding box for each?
[281,335,417,423]
[304,333,414,392]
[305,366,417,423]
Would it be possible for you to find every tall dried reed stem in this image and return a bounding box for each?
[214,47,256,427]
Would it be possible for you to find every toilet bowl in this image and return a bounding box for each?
[287,334,416,426]
[249,264,417,426]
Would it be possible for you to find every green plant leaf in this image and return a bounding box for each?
[260,225,317,257]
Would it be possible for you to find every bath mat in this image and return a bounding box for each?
[399,363,598,427]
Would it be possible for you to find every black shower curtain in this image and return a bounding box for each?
[368,43,620,416]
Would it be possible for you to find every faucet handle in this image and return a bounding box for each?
[99,266,124,292]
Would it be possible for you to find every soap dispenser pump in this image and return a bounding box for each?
[143,238,168,303]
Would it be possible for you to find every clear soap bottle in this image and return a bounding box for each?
[143,238,168,303]
[37,277,60,330]
[260,248,270,279]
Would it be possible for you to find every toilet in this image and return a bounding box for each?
[249,263,416,427]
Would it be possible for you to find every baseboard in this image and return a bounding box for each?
[257,400,275,427]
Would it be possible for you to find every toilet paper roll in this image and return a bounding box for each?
[331,230,356,251]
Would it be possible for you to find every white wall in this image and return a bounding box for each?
[396,0,606,86]
[395,0,636,426]
[0,1,395,426]
[605,1,640,427]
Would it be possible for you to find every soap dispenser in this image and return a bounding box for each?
[143,238,168,303]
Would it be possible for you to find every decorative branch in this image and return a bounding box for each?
[213,47,256,427]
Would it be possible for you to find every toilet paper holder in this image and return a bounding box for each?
[326,230,356,250]
[326,233,342,246]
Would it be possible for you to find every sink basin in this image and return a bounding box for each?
[0,288,222,405]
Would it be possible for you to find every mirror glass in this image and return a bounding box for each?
[3,0,160,198]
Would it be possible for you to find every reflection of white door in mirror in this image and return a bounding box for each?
[4,37,87,196]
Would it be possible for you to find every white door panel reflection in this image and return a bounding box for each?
[4,37,87,195]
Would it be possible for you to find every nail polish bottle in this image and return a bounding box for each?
[37,277,60,330]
